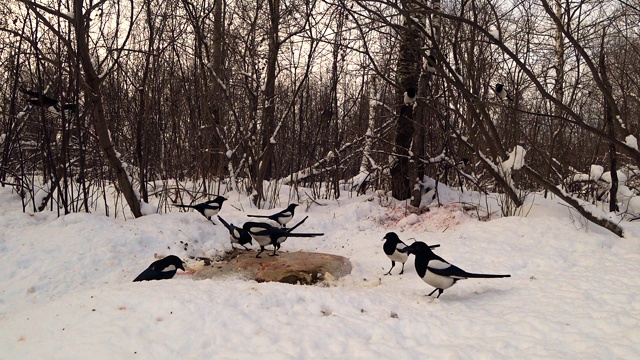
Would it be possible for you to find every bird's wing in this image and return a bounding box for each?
[396,242,407,251]
[133,267,159,282]
[427,260,469,279]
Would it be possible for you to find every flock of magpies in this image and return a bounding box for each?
[134,196,511,299]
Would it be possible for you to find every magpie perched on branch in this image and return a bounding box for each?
[247,203,298,228]
[400,241,510,298]
[243,216,323,258]
[218,215,253,250]
[174,196,227,220]
[403,87,416,105]
[133,255,185,282]
[19,87,77,112]
[494,83,512,101]
[383,232,439,275]
[426,54,437,74]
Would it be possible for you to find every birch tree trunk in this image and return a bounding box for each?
[391,0,423,200]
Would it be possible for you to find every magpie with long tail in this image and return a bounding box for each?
[247,203,298,228]
[133,255,185,282]
[243,216,323,258]
[400,241,510,298]
[218,215,253,250]
[173,196,227,220]
[382,232,439,275]
[20,88,77,112]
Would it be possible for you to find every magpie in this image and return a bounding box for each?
[382,232,439,275]
[400,241,510,298]
[403,87,416,105]
[218,215,253,250]
[426,55,436,74]
[20,88,59,109]
[133,255,185,282]
[174,196,227,220]
[494,83,512,101]
[20,87,77,112]
[247,203,298,228]
[243,216,323,258]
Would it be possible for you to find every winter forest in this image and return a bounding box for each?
[2,0,640,236]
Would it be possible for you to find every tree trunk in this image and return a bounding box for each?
[392,0,423,200]
[73,0,142,218]
[253,0,280,206]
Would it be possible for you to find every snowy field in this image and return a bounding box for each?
[1,184,640,359]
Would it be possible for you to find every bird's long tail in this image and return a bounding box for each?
[173,204,195,209]
[217,215,232,231]
[282,232,324,237]
[464,273,510,278]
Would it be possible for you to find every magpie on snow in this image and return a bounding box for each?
[133,255,185,282]
[243,216,323,258]
[383,232,439,275]
[247,203,298,227]
[174,196,227,220]
[218,215,253,250]
[400,241,510,298]
[494,83,512,101]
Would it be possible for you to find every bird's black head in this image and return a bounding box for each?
[405,87,416,98]
[215,196,228,203]
[402,241,434,255]
[383,232,400,243]
[496,83,504,92]
[164,255,186,271]
[288,203,299,209]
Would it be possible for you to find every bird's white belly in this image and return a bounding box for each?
[388,251,407,263]
[422,270,455,289]
[204,208,218,217]
[253,235,271,246]
[280,215,292,224]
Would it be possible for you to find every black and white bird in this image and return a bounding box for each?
[247,203,298,228]
[20,88,77,112]
[382,232,439,275]
[218,215,253,250]
[174,196,227,220]
[494,83,512,101]
[243,216,323,258]
[133,255,185,282]
[400,241,510,298]
[426,54,437,74]
[403,87,417,105]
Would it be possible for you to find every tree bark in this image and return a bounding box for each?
[73,0,142,218]
[392,0,422,200]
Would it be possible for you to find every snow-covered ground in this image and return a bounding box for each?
[1,184,640,359]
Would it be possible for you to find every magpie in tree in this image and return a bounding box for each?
[243,216,323,258]
[383,232,439,275]
[218,215,253,250]
[426,54,437,74]
[494,83,512,101]
[403,87,416,105]
[133,255,185,282]
[174,196,227,220]
[20,87,77,112]
[400,241,510,298]
[247,203,298,228]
